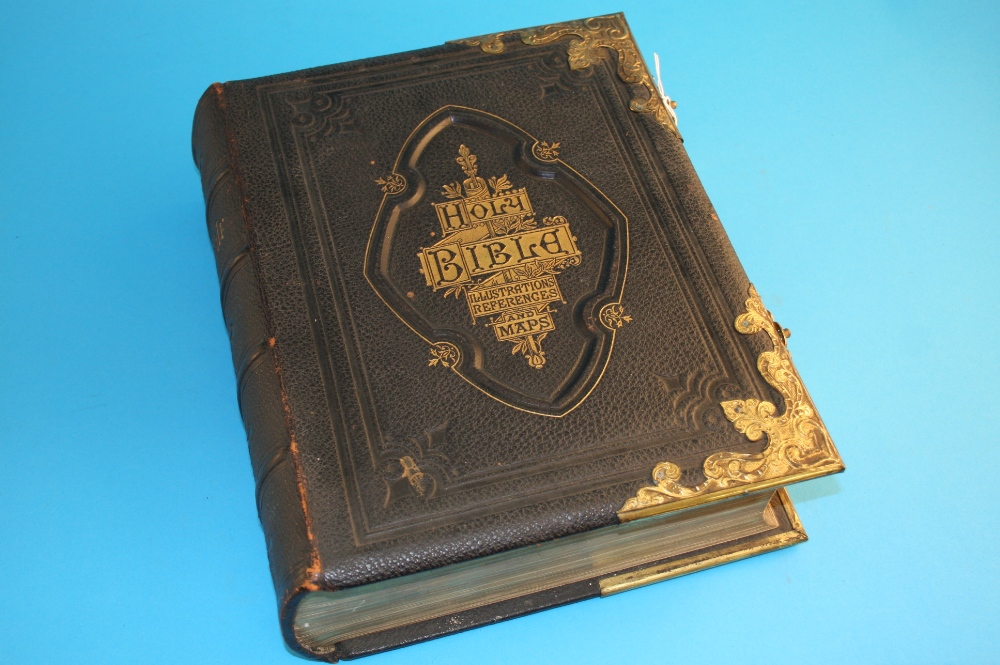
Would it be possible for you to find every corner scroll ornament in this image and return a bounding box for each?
[521,14,681,138]
[521,15,680,140]
[375,172,406,195]
[449,15,680,139]
[619,284,843,516]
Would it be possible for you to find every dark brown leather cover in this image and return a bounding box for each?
[191,13,831,660]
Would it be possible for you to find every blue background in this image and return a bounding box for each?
[2,1,997,663]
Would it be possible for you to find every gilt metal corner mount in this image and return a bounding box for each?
[618,284,844,521]
[450,14,681,140]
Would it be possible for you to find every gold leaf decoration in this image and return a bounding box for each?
[618,284,843,518]
[455,144,477,176]
[442,285,466,299]
[451,15,679,139]
[488,174,512,195]
[375,172,406,195]
[398,456,429,496]
[418,144,585,370]
[449,32,516,54]
[510,328,547,369]
[599,303,632,329]
[532,141,561,162]
[428,342,461,369]
[520,14,681,139]
[441,181,464,199]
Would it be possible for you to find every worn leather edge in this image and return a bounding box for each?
[192,84,327,661]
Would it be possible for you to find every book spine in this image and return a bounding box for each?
[191,84,322,658]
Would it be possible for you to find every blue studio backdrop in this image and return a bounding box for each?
[1,2,997,664]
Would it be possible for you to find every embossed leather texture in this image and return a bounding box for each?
[192,13,839,661]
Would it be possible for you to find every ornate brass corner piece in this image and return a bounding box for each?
[450,14,681,140]
[449,32,517,54]
[618,284,844,521]
[521,14,680,139]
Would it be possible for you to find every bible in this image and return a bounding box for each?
[191,13,844,661]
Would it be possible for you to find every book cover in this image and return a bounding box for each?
[191,13,843,660]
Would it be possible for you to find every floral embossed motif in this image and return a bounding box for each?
[428,342,461,369]
[599,303,632,329]
[532,141,561,162]
[375,172,406,195]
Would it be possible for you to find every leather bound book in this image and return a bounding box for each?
[191,13,844,661]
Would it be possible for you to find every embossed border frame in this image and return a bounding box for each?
[250,21,798,544]
[365,104,630,418]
